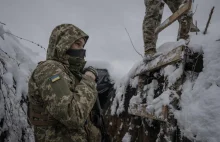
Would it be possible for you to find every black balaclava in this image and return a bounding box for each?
[67,49,86,80]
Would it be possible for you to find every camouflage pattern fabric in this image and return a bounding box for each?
[28,24,101,142]
[143,0,192,55]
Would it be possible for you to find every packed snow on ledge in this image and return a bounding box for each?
[111,25,220,141]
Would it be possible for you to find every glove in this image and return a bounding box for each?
[83,66,98,82]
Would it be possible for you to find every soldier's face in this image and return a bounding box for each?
[71,38,86,50]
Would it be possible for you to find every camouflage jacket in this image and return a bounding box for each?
[28,24,101,142]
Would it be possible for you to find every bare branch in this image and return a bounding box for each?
[124,28,143,58]
[203,6,215,35]
[193,4,198,15]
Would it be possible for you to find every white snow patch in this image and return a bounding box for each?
[167,64,184,87]
[146,90,179,117]
[174,22,220,142]
[111,61,144,115]
[163,65,176,77]
[129,92,142,108]
[144,80,159,105]
[2,72,13,88]
[130,76,139,88]
[122,132,131,142]
[157,39,186,55]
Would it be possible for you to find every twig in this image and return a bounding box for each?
[124,28,143,58]
[5,32,46,50]
[0,21,6,25]
[203,6,215,35]
[193,4,198,15]
[216,39,220,41]
[196,20,198,35]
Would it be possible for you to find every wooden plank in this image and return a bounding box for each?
[162,106,168,120]
[129,104,167,122]
[155,0,192,34]
[135,46,185,77]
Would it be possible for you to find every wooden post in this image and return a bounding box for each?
[203,6,215,35]
[162,106,168,120]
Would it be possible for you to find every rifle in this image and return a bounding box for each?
[94,96,112,142]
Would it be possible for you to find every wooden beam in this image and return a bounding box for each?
[135,46,185,77]
[129,105,167,122]
[155,0,192,34]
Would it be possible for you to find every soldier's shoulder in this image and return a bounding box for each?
[36,60,65,72]
[32,60,66,83]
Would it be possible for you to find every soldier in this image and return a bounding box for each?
[143,0,199,58]
[28,24,101,142]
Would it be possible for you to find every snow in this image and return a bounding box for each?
[0,26,35,141]
[111,61,144,115]
[111,40,185,116]
[163,65,176,77]
[146,89,179,117]
[129,92,142,109]
[174,23,220,142]
[166,63,184,87]
[145,80,159,105]
[122,132,131,142]
[157,39,186,55]
[129,76,139,88]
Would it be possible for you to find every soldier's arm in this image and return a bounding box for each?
[36,63,97,129]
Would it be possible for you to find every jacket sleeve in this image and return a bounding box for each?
[35,63,98,129]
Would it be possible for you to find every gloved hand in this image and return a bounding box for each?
[83,66,98,82]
